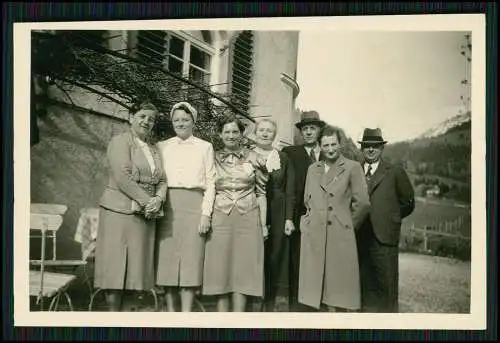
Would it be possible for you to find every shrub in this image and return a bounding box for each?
[400,231,471,261]
[425,235,471,261]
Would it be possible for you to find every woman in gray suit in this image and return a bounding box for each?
[94,101,168,311]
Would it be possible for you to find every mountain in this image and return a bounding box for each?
[417,111,471,140]
[382,112,471,203]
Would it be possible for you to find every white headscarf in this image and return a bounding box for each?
[169,101,198,122]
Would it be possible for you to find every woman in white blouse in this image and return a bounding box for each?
[156,101,216,312]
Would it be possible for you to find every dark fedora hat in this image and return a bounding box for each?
[358,128,388,145]
[295,110,326,129]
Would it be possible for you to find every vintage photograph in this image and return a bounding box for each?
[15,15,486,329]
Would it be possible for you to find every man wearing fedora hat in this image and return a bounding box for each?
[356,128,415,313]
[282,110,326,311]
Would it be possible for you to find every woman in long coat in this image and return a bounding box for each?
[298,125,370,311]
[95,101,167,311]
[252,119,296,312]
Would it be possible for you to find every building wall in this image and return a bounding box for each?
[208,30,300,148]
[30,85,129,259]
[249,31,300,148]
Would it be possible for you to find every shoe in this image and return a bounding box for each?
[273,296,289,312]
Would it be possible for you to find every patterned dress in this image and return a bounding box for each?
[202,148,268,297]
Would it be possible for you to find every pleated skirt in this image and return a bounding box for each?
[202,207,264,297]
[155,188,205,287]
[94,207,156,291]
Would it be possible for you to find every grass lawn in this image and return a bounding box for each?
[398,252,470,313]
[31,252,471,313]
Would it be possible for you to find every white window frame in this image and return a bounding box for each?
[166,31,215,85]
[133,30,218,86]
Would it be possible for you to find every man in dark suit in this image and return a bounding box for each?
[282,110,325,311]
[356,128,415,313]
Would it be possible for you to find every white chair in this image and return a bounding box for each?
[29,205,79,311]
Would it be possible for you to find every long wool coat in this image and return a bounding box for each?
[298,155,371,310]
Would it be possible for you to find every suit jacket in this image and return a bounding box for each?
[281,145,322,225]
[99,131,168,215]
[362,159,415,246]
[298,155,371,309]
[264,150,295,224]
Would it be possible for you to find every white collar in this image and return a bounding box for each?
[134,136,148,146]
[365,160,380,172]
[174,135,196,144]
[305,145,319,153]
[254,146,275,156]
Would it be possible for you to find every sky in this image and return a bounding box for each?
[296,31,470,143]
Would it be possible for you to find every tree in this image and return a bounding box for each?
[459,34,472,115]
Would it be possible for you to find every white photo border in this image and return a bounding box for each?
[14,14,487,329]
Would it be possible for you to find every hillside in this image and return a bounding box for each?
[383,114,471,202]
[384,118,471,178]
[384,115,471,202]
[418,112,471,140]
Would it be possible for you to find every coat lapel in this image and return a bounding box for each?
[150,144,163,179]
[128,131,160,180]
[368,159,390,194]
[320,156,346,191]
[300,145,314,165]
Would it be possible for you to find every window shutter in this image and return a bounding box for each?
[136,31,167,67]
[231,31,254,115]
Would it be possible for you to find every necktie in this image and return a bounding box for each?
[366,164,373,179]
[309,149,316,163]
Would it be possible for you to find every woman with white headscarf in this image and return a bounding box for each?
[156,102,216,312]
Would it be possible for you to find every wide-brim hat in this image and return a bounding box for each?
[295,110,326,129]
[358,128,388,145]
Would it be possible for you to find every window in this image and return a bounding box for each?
[136,30,167,66]
[189,45,211,83]
[135,31,212,85]
[230,31,254,115]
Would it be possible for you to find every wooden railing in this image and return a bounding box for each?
[400,215,471,258]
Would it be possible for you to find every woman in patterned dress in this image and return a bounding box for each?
[202,114,269,312]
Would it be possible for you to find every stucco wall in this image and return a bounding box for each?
[30,87,129,259]
[249,31,299,148]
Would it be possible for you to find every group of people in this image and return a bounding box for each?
[94,101,415,313]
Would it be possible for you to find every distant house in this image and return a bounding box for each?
[30,30,300,259]
[406,160,417,173]
[426,185,441,197]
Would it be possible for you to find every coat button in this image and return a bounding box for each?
[327,220,332,225]
[328,206,333,211]
[329,193,334,197]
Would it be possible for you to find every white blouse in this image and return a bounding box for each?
[157,135,216,217]
[134,137,156,174]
